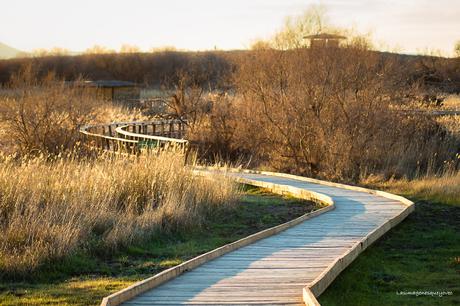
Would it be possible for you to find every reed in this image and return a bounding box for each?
[0,151,239,279]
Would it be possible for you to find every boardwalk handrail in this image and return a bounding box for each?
[80,124,138,144]
[79,119,188,154]
[115,125,188,144]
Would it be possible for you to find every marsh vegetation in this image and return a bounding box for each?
[0,6,459,305]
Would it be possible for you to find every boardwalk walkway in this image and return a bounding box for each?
[118,171,412,306]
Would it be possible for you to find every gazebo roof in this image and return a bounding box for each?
[303,33,347,40]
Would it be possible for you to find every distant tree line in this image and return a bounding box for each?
[0,51,234,88]
[0,49,459,93]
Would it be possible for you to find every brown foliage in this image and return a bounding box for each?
[192,46,458,181]
[0,66,100,154]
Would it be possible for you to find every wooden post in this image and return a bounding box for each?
[108,125,113,137]
[181,122,186,138]
[115,124,120,138]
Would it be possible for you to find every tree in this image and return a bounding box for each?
[455,41,460,57]
[250,39,272,50]
[271,4,328,49]
[29,47,70,57]
[267,6,372,51]
[119,44,141,53]
[84,45,115,54]
[230,39,452,180]
[149,46,177,52]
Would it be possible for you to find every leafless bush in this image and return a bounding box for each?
[0,66,100,154]
[162,71,211,133]
[189,44,457,181]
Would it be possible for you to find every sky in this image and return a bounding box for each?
[1,0,459,56]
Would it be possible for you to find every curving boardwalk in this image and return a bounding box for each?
[115,171,413,306]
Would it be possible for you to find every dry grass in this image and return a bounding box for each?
[442,94,460,110]
[436,114,460,135]
[364,169,460,206]
[89,103,152,125]
[0,152,239,279]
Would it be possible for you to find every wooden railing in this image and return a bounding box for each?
[79,119,188,155]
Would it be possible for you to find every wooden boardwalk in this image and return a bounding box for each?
[119,171,411,306]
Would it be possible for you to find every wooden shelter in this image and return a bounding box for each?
[83,80,140,102]
[304,33,346,48]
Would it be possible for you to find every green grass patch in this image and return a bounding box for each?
[0,187,317,306]
[319,198,460,306]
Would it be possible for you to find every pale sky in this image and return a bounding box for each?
[2,0,459,56]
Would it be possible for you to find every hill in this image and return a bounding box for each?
[0,42,24,59]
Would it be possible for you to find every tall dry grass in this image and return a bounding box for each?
[0,152,239,279]
[436,115,460,135]
[442,94,460,110]
[363,163,460,206]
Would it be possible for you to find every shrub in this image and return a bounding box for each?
[191,45,458,181]
[0,66,99,154]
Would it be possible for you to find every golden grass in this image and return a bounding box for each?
[0,152,239,278]
[366,170,460,206]
[442,94,460,110]
[436,114,460,135]
[89,103,152,125]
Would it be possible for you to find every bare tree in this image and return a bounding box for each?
[272,4,327,50]
[162,71,211,134]
[228,41,454,181]
[0,65,99,154]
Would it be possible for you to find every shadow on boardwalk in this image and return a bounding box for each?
[122,174,379,305]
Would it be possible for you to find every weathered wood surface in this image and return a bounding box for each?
[119,171,411,306]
